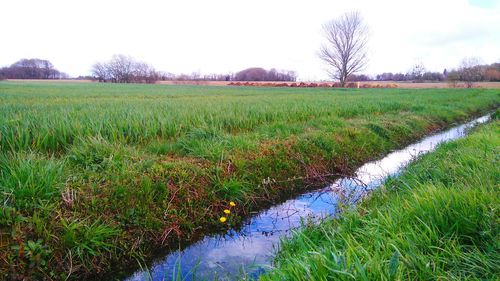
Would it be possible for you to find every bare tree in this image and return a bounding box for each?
[90,55,159,84]
[90,62,109,82]
[133,62,158,83]
[409,62,426,82]
[458,57,483,88]
[0,58,64,79]
[107,54,135,83]
[319,11,369,87]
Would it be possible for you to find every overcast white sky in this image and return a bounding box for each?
[1,0,499,80]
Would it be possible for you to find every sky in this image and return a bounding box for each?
[1,0,499,80]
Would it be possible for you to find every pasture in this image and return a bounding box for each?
[0,81,498,279]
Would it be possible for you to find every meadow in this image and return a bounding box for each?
[262,118,500,281]
[0,81,498,280]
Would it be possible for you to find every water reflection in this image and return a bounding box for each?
[126,115,490,281]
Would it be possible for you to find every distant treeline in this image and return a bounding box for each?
[160,67,296,82]
[2,56,499,86]
[349,62,500,83]
[0,58,68,80]
[90,55,297,83]
[373,71,445,82]
[232,67,296,82]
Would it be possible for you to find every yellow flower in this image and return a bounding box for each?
[223,209,231,215]
[219,217,227,223]
[229,201,236,207]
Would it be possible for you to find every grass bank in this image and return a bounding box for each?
[262,118,499,280]
[0,81,499,280]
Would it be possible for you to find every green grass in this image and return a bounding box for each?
[0,81,498,280]
[261,120,500,281]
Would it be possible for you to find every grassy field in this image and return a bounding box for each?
[262,119,499,280]
[0,81,498,280]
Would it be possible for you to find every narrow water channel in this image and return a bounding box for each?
[126,114,491,281]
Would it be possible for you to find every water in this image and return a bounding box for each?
[126,114,491,281]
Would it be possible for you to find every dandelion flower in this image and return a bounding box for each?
[219,217,227,223]
[229,201,236,207]
[223,209,231,215]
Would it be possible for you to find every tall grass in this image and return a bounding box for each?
[261,121,499,280]
[1,82,498,154]
[0,81,498,279]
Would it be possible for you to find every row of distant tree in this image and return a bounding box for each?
[158,67,297,82]
[447,59,500,87]
[0,58,68,79]
[348,59,500,86]
[89,55,296,83]
[1,56,499,86]
[0,56,297,83]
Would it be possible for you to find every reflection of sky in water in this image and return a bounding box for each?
[126,115,490,281]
